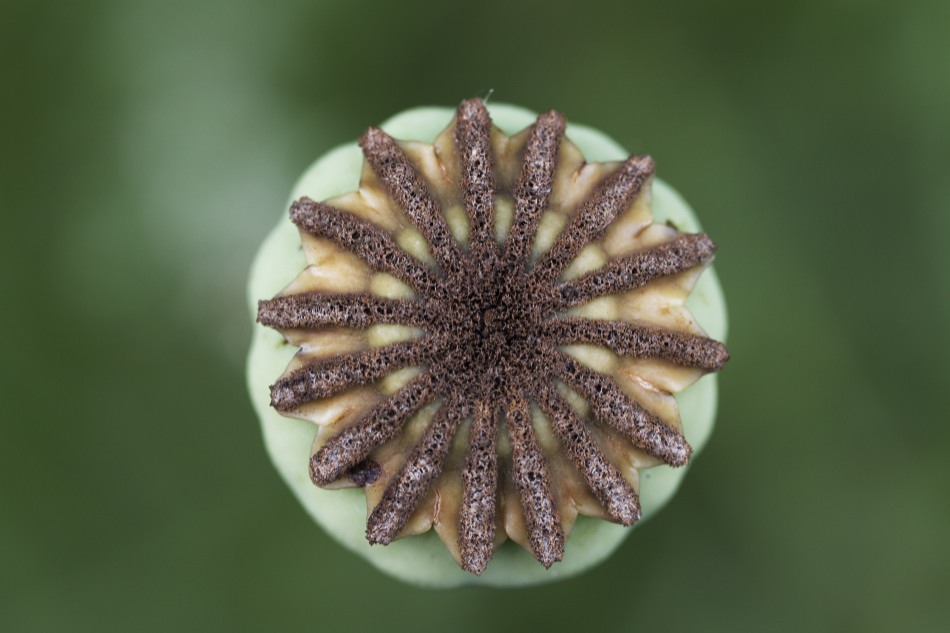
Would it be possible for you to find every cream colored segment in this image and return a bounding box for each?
[380,367,422,395]
[602,181,654,257]
[279,262,368,295]
[550,160,619,217]
[369,273,415,300]
[500,462,529,553]
[324,190,401,232]
[293,386,379,431]
[394,502,435,539]
[490,127,527,191]
[431,422,473,564]
[547,137,589,213]
[396,227,435,265]
[565,296,620,320]
[431,124,489,257]
[640,267,707,310]
[562,244,607,281]
[557,382,592,419]
[297,235,372,292]
[530,404,557,451]
[498,408,531,554]
[614,365,684,436]
[532,405,592,530]
[494,194,514,242]
[281,327,366,357]
[617,285,705,334]
[560,344,618,375]
[587,421,641,493]
[351,161,409,230]
[361,453,399,514]
[367,324,421,348]
[363,403,440,538]
[432,477,464,564]
[632,222,683,249]
[443,203,469,245]
[619,357,704,395]
[399,141,455,199]
[531,211,567,259]
[432,120,462,196]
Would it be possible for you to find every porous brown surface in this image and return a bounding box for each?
[504,110,565,266]
[258,293,425,330]
[458,402,500,575]
[505,396,565,568]
[270,340,429,412]
[536,382,640,526]
[557,233,717,307]
[532,155,655,285]
[366,396,471,545]
[258,98,729,574]
[290,198,441,296]
[309,373,437,486]
[545,318,729,371]
[554,352,693,467]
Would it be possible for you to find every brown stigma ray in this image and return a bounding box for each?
[458,401,500,575]
[257,293,426,330]
[310,372,438,486]
[360,127,464,278]
[532,155,655,285]
[552,351,692,467]
[291,197,440,296]
[557,233,717,308]
[505,395,565,568]
[366,394,472,545]
[504,110,566,267]
[259,100,729,575]
[269,340,430,412]
[455,99,498,265]
[546,318,730,371]
[535,382,641,526]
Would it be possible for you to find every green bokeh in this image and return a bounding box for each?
[2,0,947,631]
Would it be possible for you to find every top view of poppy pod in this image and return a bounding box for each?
[246,99,729,588]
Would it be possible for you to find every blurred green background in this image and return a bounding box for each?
[3,0,948,631]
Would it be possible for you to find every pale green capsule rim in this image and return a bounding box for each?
[246,103,728,588]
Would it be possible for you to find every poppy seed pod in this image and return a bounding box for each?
[247,101,728,587]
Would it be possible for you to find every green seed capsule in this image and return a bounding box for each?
[246,102,728,588]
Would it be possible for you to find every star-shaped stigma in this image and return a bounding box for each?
[257,100,729,575]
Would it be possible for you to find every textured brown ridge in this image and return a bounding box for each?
[360,127,463,278]
[458,402,500,575]
[546,318,729,371]
[366,394,471,544]
[270,340,430,412]
[290,198,441,296]
[532,155,655,284]
[535,382,640,526]
[557,233,717,308]
[456,99,497,265]
[258,293,425,330]
[505,109,566,266]
[260,100,729,574]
